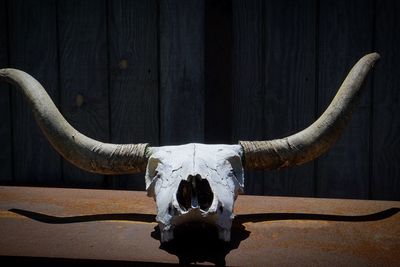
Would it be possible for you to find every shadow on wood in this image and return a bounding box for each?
[9,208,155,224]
[9,207,399,266]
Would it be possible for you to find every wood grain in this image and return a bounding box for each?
[159,0,205,145]
[372,0,400,200]
[262,0,316,197]
[7,0,61,185]
[1,0,399,199]
[316,0,374,198]
[233,0,316,196]
[232,0,265,195]
[0,0,12,182]
[204,0,232,144]
[107,0,159,190]
[57,0,108,187]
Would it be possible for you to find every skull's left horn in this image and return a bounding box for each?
[0,69,148,174]
[240,52,380,170]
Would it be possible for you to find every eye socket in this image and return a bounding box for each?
[147,158,161,179]
[145,158,162,196]
[227,155,244,188]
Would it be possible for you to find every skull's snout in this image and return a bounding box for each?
[177,175,214,212]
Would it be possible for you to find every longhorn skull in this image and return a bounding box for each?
[0,53,379,242]
[146,144,244,242]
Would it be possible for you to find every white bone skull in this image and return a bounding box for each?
[145,144,244,242]
[0,53,379,243]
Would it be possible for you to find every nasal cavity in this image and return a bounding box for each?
[176,175,214,211]
[177,180,192,211]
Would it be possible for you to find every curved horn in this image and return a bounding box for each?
[0,69,148,174]
[239,52,380,170]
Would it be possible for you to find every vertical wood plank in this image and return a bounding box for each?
[108,0,159,190]
[57,0,108,187]
[372,0,400,200]
[232,0,265,195]
[0,0,12,182]
[204,0,232,144]
[262,0,316,197]
[317,0,373,198]
[159,0,205,145]
[8,0,61,185]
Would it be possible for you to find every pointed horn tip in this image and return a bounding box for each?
[0,68,15,78]
[364,52,381,64]
[0,68,7,76]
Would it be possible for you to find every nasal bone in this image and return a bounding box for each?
[189,176,201,208]
[191,192,198,208]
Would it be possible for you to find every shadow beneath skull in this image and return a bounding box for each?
[151,222,249,267]
[9,207,399,266]
[150,207,400,266]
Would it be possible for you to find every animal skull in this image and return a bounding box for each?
[0,53,379,242]
[145,144,244,242]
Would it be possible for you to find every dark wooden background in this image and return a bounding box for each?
[0,0,399,200]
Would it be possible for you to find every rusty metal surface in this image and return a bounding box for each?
[0,186,399,266]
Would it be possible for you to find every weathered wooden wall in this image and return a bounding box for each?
[0,0,399,200]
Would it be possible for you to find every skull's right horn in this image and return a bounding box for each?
[240,52,380,170]
[0,69,149,174]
